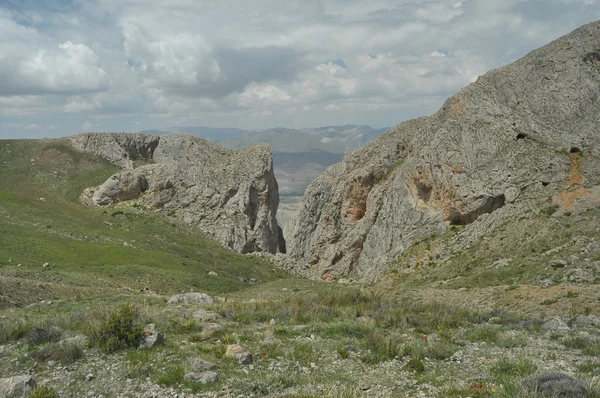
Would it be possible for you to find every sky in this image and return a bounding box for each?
[1,0,599,139]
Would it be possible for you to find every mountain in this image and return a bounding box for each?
[70,132,285,254]
[218,125,389,153]
[286,20,600,284]
[139,125,389,198]
[139,126,247,142]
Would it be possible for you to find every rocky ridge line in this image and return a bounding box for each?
[70,132,285,254]
[287,20,600,281]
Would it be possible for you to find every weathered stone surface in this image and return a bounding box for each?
[523,373,589,398]
[225,344,253,365]
[287,21,600,281]
[192,309,222,322]
[183,371,218,384]
[575,315,600,327]
[190,359,218,372]
[550,259,569,269]
[200,323,223,332]
[542,318,570,333]
[71,133,285,254]
[0,375,36,398]
[167,292,214,305]
[139,323,164,348]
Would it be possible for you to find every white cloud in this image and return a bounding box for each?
[2,0,600,136]
[0,10,108,97]
[82,121,94,130]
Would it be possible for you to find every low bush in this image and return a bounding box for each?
[86,303,144,353]
[153,366,185,387]
[490,357,537,378]
[31,341,84,364]
[28,386,58,398]
[0,318,33,343]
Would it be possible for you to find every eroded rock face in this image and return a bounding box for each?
[70,133,285,254]
[288,20,600,281]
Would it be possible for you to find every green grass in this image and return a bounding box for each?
[153,365,185,387]
[0,139,288,308]
[490,357,538,378]
[28,386,58,398]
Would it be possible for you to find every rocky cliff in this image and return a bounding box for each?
[70,133,285,254]
[287,20,600,281]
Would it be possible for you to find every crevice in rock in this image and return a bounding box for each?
[277,226,287,254]
[570,146,582,154]
[245,185,259,229]
[344,174,377,221]
[415,181,433,202]
[448,194,506,225]
[516,133,527,140]
[241,239,260,254]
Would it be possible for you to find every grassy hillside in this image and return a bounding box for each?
[0,139,287,308]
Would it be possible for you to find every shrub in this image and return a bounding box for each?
[361,333,405,364]
[0,318,33,343]
[467,326,500,344]
[490,357,537,377]
[153,366,185,387]
[31,341,84,364]
[26,327,63,346]
[28,386,58,398]
[337,346,350,359]
[403,358,425,373]
[87,303,143,353]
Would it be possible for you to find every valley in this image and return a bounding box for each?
[1,19,600,398]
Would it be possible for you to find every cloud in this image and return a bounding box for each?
[122,22,304,99]
[0,10,108,96]
[2,0,600,137]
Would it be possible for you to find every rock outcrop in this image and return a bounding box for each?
[288,21,600,281]
[70,133,285,254]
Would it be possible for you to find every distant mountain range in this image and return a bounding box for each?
[139,124,389,154]
[139,125,390,196]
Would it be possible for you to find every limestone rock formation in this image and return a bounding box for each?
[70,133,285,254]
[288,21,600,281]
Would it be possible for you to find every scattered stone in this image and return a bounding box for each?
[192,309,221,322]
[523,373,589,398]
[200,323,223,333]
[549,259,568,269]
[167,292,214,305]
[42,262,49,268]
[470,373,494,382]
[450,351,463,362]
[59,335,87,348]
[542,318,570,333]
[85,374,94,382]
[0,375,36,398]
[183,371,218,384]
[190,359,218,372]
[359,383,371,391]
[225,344,253,365]
[575,315,600,327]
[356,316,375,325]
[263,337,283,345]
[208,271,218,276]
[139,324,164,349]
